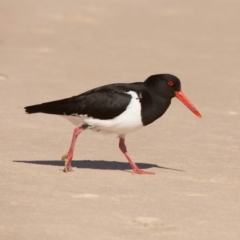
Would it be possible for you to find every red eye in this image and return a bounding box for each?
[167,81,174,86]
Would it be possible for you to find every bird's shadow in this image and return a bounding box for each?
[13,159,183,172]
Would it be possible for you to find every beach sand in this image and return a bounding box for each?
[0,0,239,239]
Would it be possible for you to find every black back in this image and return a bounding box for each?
[25,83,144,120]
[25,74,181,126]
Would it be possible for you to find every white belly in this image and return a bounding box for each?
[63,91,143,136]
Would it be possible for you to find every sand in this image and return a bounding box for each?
[0,0,240,239]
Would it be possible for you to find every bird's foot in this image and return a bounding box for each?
[61,153,67,161]
[61,153,74,173]
[63,165,74,172]
[133,168,155,175]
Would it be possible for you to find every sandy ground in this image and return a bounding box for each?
[0,0,240,239]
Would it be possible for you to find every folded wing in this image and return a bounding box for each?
[25,84,132,120]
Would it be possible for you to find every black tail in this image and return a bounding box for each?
[24,102,57,114]
[25,104,44,114]
[24,97,78,115]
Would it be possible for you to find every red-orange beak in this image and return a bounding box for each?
[175,91,202,118]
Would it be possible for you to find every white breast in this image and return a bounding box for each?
[63,91,143,136]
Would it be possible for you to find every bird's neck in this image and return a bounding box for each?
[140,92,171,126]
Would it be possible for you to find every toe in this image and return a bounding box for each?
[133,169,155,175]
[61,153,68,161]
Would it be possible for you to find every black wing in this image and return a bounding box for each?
[25,83,143,120]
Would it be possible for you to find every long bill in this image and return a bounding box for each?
[175,91,202,118]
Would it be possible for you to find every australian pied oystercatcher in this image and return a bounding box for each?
[25,74,202,174]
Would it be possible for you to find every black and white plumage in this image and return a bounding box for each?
[25,74,202,174]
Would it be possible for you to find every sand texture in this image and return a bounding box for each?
[0,0,240,239]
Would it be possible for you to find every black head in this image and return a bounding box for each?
[144,73,202,118]
[144,74,181,99]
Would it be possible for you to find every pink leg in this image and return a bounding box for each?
[61,126,84,172]
[119,137,155,175]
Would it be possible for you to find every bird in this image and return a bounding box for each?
[24,74,202,174]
